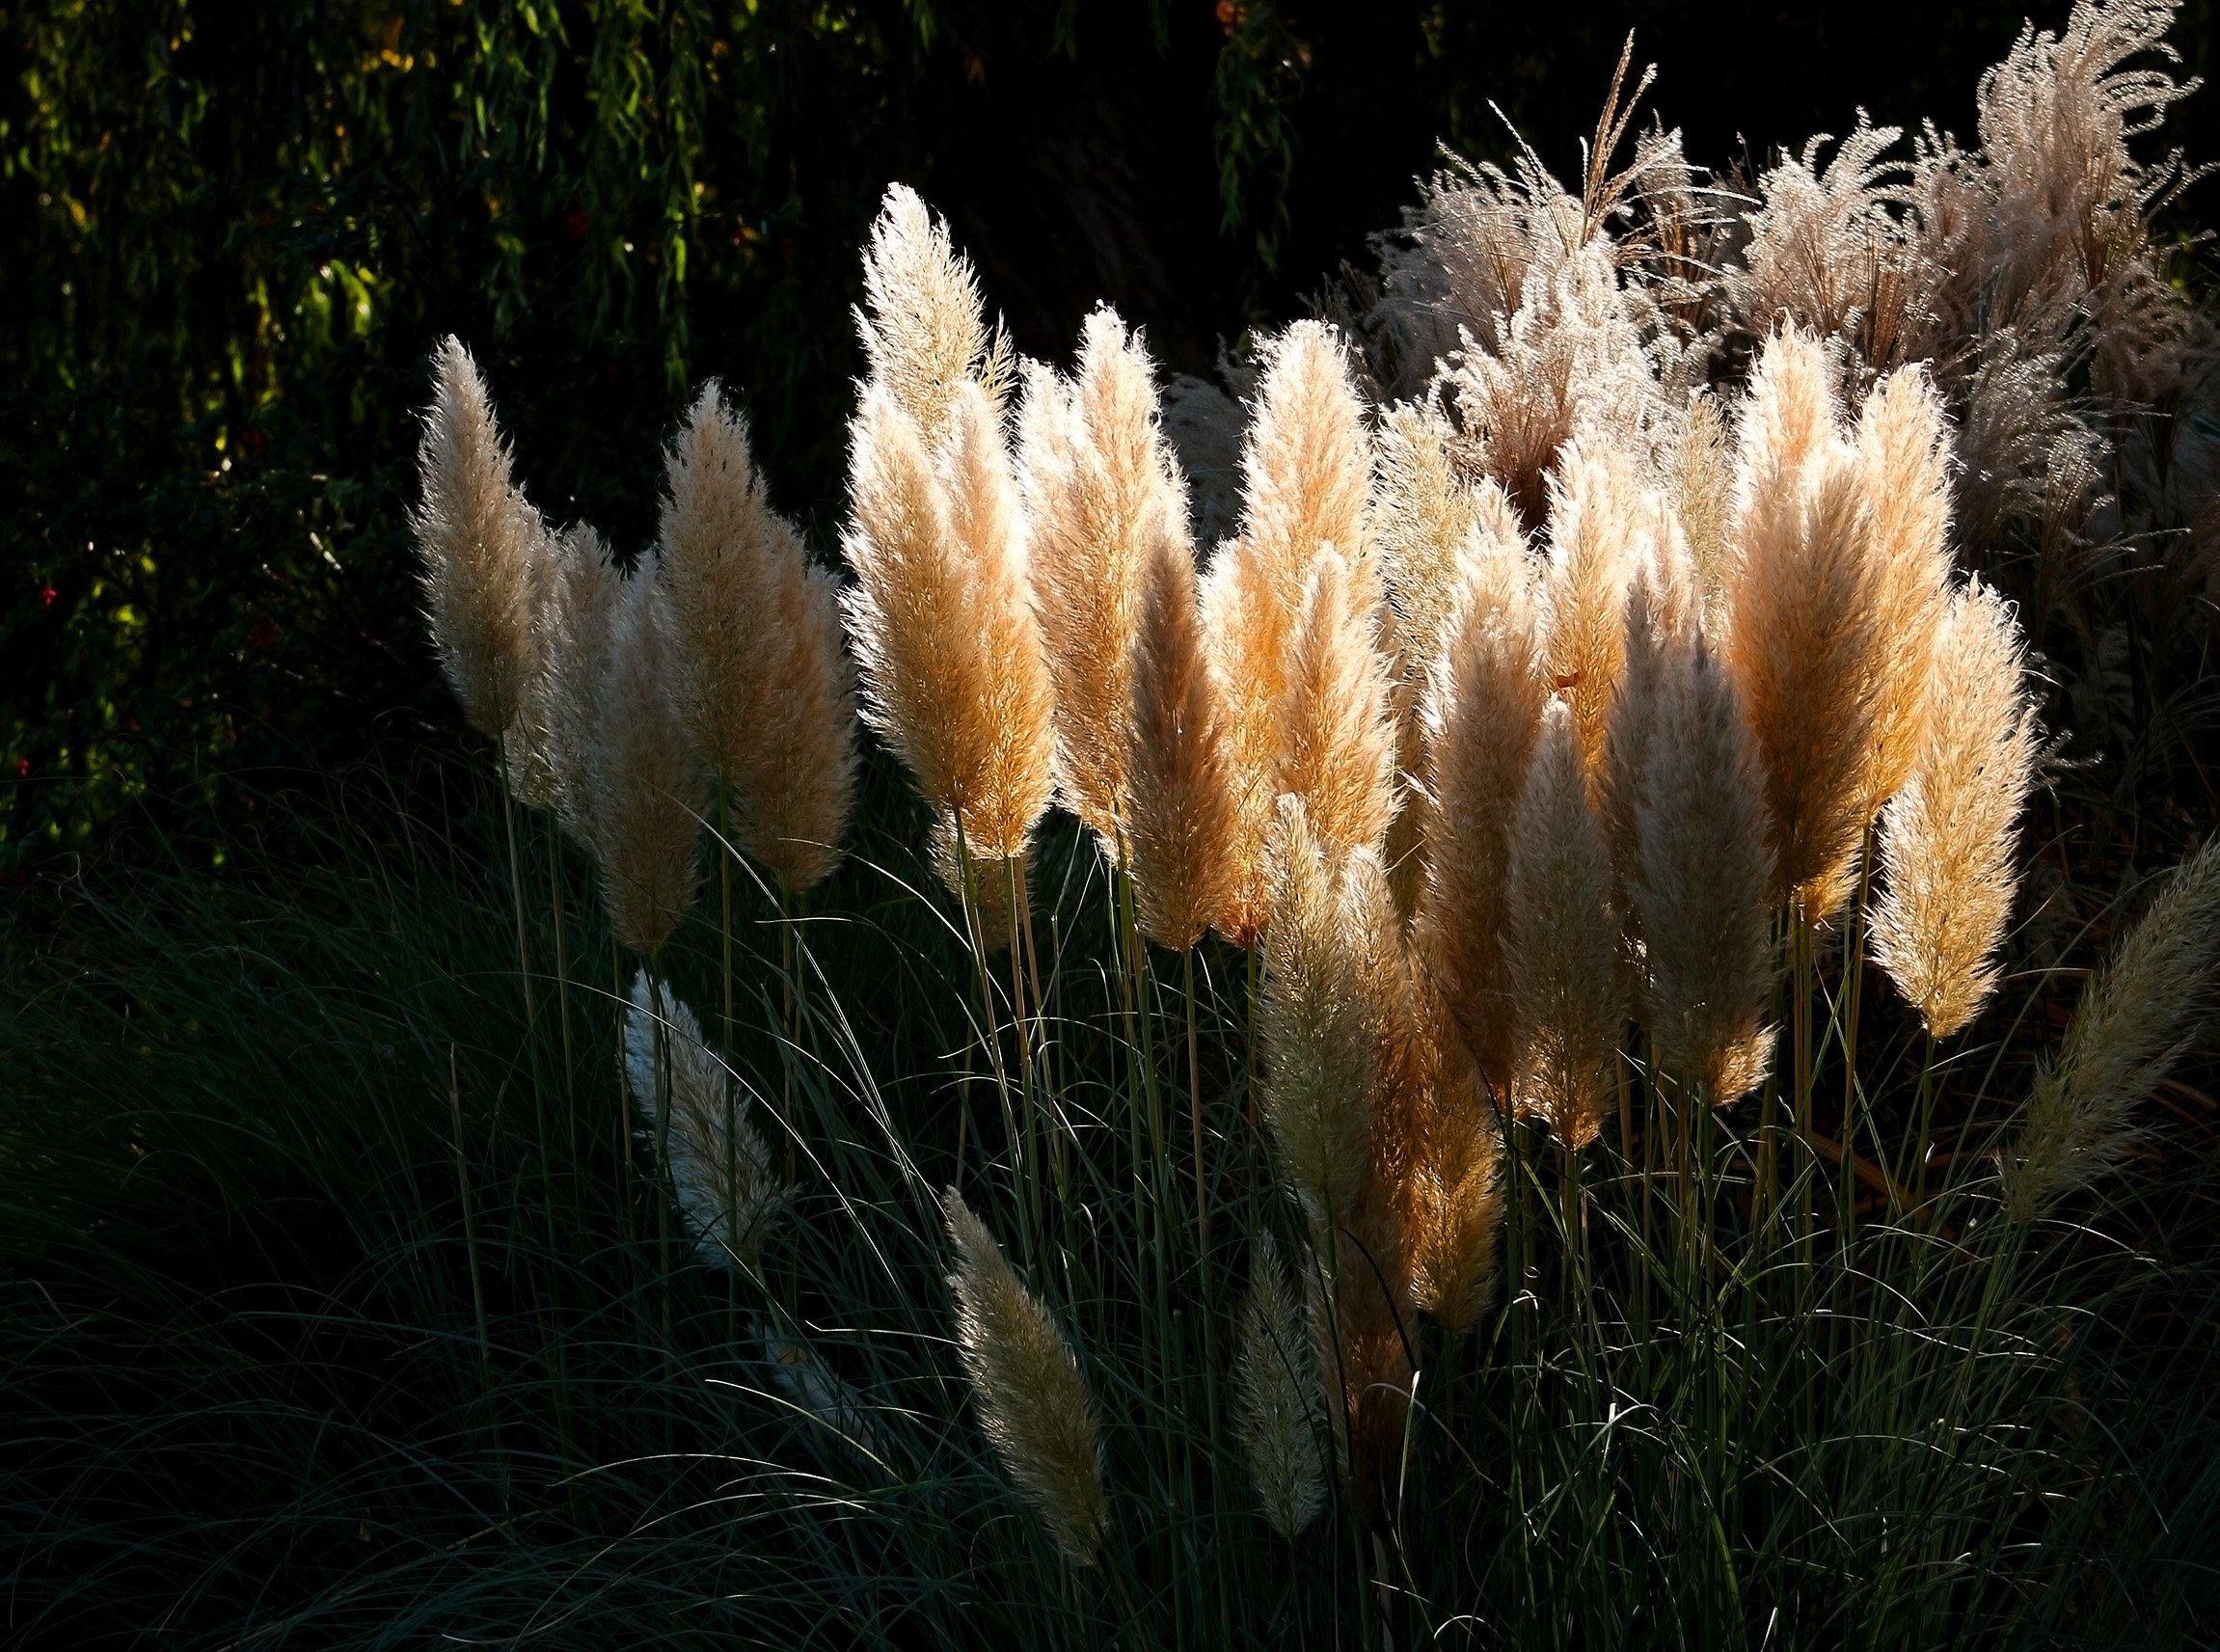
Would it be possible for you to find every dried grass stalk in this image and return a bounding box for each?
[943,1188,1109,1567]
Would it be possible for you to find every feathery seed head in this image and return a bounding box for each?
[857,184,1011,442]
[1871,579,2040,1038]
[623,972,791,1266]
[2001,836,2220,1224]
[1125,522,1238,951]
[1278,548,1400,862]
[590,569,707,957]
[1540,442,1655,783]
[518,523,625,848]
[413,337,544,740]
[1506,701,1624,1147]
[942,1189,1109,1567]
[1234,1232,1328,1541]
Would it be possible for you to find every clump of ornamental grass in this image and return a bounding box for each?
[942,1189,1110,1570]
[624,972,791,1266]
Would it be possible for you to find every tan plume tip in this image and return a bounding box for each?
[588,571,707,958]
[841,382,1055,862]
[1539,442,1652,782]
[856,184,1012,441]
[1277,548,1398,862]
[1870,580,2040,1039]
[1599,558,1697,903]
[1669,390,1736,633]
[1505,702,1624,1147]
[1200,320,1376,944]
[657,382,858,893]
[929,810,1025,956]
[624,971,791,1266]
[2001,836,2220,1225]
[1259,797,1379,1232]
[519,523,624,850]
[942,1188,1109,1567]
[413,337,545,740]
[1125,522,1237,952]
[1234,1232,1328,1540]
[1853,364,1955,814]
[1414,534,1548,1096]
[1725,333,1894,919]
[1630,636,1779,1102]
[1373,397,1484,680]
[1398,995,1505,1334]
[1019,308,1186,853]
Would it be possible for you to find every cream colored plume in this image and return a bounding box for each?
[1234,1232,1327,1540]
[1870,580,2040,1039]
[516,522,623,847]
[1541,444,1661,783]
[942,1189,1109,1567]
[841,381,1055,863]
[588,570,707,958]
[1599,560,1697,902]
[1124,523,1237,951]
[1018,308,1186,853]
[856,184,1011,443]
[1723,329,1896,919]
[1629,635,1778,1102]
[413,337,544,741]
[1505,702,1623,1147]
[1259,798,1379,1230]
[1415,525,1548,1096]
[1277,549,1398,862]
[658,383,857,892]
[1202,322,1376,943]
[2001,836,2220,1224]
[623,971,790,1266]
[1669,391,1735,631]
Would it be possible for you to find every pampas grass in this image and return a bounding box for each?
[589,571,706,959]
[1234,1232,1327,1540]
[1277,549,1398,861]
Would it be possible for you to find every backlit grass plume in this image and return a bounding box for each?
[517,522,623,846]
[1018,308,1185,854]
[412,337,544,743]
[1630,634,1778,1101]
[2000,835,2220,1224]
[1234,1232,1327,1541]
[942,1188,1109,1568]
[658,384,857,892]
[1417,528,1548,1096]
[857,184,1013,443]
[588,571,707,959]
[1541,444,1656,783]
[1125,523,1236,952]
[1871,579,2041,1038]
[1724,329,1897,918]
[1506,701,1623,1147]
[624,972,790,1266]
[1203,321,1375,942]
[842,380,1056,864]
[1277,549,1397,861]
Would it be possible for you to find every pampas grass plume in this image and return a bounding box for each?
[624,972,790,1265]
[857,184,1011,441]
[590,572,706,958]
[1278,548,1398,860]
[1541,444,1650,781]
[1125,523,1237,951]
[942,1188,1109,1567]
[518,522,623,846]
[2001,836,2220,1223]
[413,337,543,741]
[1234,1232,1327,1541]
[1506,701,1623,1146]
[1871,579,2040,1038]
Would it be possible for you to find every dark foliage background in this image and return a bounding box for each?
[4,0,2217,868]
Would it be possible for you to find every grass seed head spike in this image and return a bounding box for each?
[1259,797,1378,1235]
[1540,442,1652,785]
[519,522,625,849]
[1125,520,1237,952]
[856,183,1011,442]
[941,1188,1109,1568]
[1234,1232,1328,1541]
[1018,307,1185,855]
[589,569,707,958]
[1631,634,1779,1102]
[1871,579,2042,1039]
[2001,835,2220,1224]
[624,971,790,1267]
[1277,547,1398,862]
[1670,389,1736,632]
[1202,321,1376,943]
[412,337,545,743]
[1416,517,1549,1096]
[1506,700,1624,1147]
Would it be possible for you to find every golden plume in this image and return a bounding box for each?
[412,337,544,742]
[1278,548,1398,862]
[942,1188,1110,1567]
[1124,522,1237,952]
[1870,579,2040,1039]
[1505,701,1624,1147]
[1539,443,1654,782]
[856,184,1013,444]
[1018,308,1185,854]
